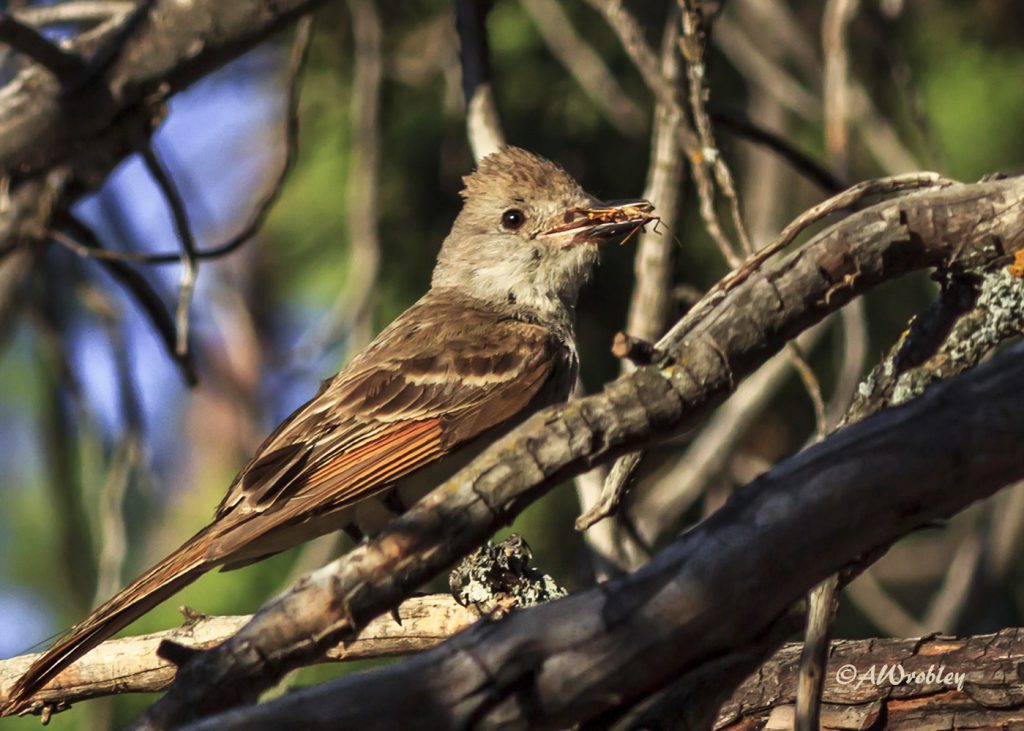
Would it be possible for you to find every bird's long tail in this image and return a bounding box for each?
[1,524,220,715]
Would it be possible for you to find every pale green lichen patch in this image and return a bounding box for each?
[449,534,567,609]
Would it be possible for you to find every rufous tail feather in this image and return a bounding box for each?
[2,524,219,714]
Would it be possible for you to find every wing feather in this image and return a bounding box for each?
[215,294,572,538]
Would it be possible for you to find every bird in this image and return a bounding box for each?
[2,146,655,714]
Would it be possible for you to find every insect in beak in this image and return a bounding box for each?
[539,199,660,248]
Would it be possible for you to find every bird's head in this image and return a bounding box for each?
[432,147,655,323]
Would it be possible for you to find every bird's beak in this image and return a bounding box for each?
[539,198,658,248]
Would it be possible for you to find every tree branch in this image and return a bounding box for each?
[0,0,326,180]
[175,340,1024,730]
[0,13,86,82]
[455,0,504,161]
[115,176,1024,729]
[0,595,481,712]
[717,629,1024,729]
[0,1,323,360]
[578,171,956,531]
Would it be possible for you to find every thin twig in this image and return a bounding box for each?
[576,451,643,533]
[579,0,754,537]
[519,0,644,136]
[45,18,313,269]
[845,567,925,636]
[713,13,820,119]
[707,4,831,486]
[626,9,684,345]
[786,341,826,442]
[797,6,862,720]
[679,0,753,255]
[188,14,313,261]
[34,308,97,612]
[52,217,198,385]
[286,10,377,365]
[139,144,198,358]
[921,528,982,631]
[316,0,380,348]
[455,0,504,161]
[736,90,788,249]
[584,0,746,268]
[716,172,957,295]
[76,283,144,606]
[719,1,921,176]
[52,228,163,264]
[796,573,838,731]
[824,299,868,429]
[577,5,685,565]
[822,0,861,179]
[987,481,1024,581]
[711,109,847,194]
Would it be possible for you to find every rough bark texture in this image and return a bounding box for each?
[717,629,1024,730]
[0,594,478,711]
[120,178,1024,729]
[843,267,1024,426]
[173,341,1024,730]
[0,0,328,304]
[0,0,325,180]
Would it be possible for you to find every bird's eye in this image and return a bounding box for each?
[501,209,526,231]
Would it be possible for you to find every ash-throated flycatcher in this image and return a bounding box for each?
[4,146,654,712]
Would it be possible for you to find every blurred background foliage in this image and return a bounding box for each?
[2,0,1023,728]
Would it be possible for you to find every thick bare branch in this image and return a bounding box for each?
[176,341,1024,730]
[0,0,326,179]
[0,595,479,711]
[119,177,1024,729]
[579,171,957,532]
[631,321,829,543]
[0,0,321,348]
[717,630,1024,730]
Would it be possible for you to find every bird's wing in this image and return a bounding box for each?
[213,294,567,532]
[0,296,568,714]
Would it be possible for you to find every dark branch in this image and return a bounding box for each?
[139,144,198,357]
[0,0,326,179]
[123,177,1024,729]
[455,0,504,160]
[54,215,198,385]
[36,16,312,269]
[176,341,1024,730]
[0,14,86,81]
[711,109,848,194]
